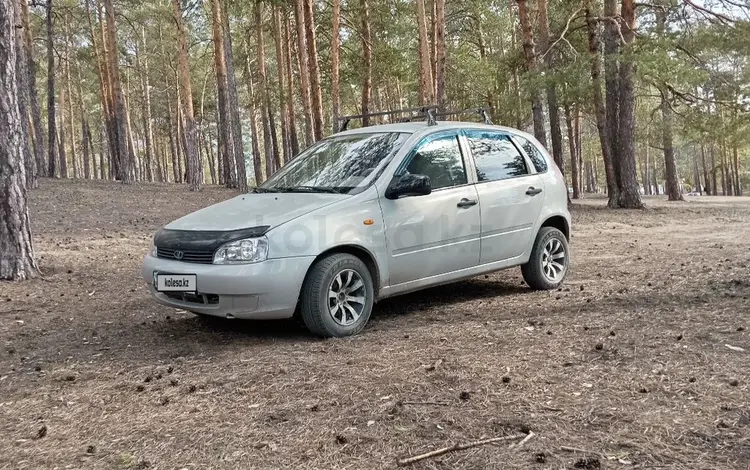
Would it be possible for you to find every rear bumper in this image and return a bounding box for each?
[141,254,316,319]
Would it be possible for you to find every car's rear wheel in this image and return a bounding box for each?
[522,227,569,290]
[299,253,374,337]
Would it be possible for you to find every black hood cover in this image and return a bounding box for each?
[154,226,270,252]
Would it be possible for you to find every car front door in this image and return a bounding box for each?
[381,132,481,287]
[462,130,545,265]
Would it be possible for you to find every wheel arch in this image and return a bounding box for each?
[305,244,382,298]
[540,215,570,241]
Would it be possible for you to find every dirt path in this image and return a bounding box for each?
[1,179,749,469]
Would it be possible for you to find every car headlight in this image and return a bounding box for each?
[213,236,269,264]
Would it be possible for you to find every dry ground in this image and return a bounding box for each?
[1,179,749,470]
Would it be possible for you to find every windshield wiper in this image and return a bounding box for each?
[252,187,281,193]
[278,186,344,194]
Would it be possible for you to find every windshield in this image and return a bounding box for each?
[259,132,409,194]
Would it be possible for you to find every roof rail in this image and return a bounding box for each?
[336,106,439,131]
[434,108,493,125]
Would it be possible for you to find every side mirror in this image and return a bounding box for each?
[385,173,432,200]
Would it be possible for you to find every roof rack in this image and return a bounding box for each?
[434,108,494,125]
[336,106,439,131]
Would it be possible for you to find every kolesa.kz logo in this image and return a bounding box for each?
[165,278,191,288]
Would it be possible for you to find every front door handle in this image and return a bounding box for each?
[526,187,543,196]
[457,198,478,208]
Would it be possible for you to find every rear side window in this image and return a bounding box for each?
[516,136,548,173]
[465,131,528,182]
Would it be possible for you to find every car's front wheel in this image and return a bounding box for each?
[522,227,569,290]
[299,253,374,337]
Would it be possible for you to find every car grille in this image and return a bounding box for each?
[164,292,220,305]
[156,247,214,264]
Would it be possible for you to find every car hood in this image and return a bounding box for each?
[165,192,346,231]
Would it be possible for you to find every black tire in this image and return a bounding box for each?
[521,227,569,291]
[299,253,374,337]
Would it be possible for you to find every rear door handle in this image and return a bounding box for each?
[457,198,478,208]
[526,187,543,196]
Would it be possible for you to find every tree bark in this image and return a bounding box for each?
[137,26,154,182]
[614,0,644,208]
[103,0,131,182]
[434,0,446,109]
[360,0,373,126]
[283,15,299,155]
[221,3,246,191]
[416,0,434,105]
[1,0,39,280]
[11,0,35,188]
[210,0,235,188]
[302,0,324,140]
[19,0,44,178]
[293,0,313,146]
[516,0,547,148]
[331,0,342,130]
[565,104,581,199]
[538,0,564,170]
[58,76,68,178]
[732,142,742,196]
[255,2,278,177]
[242,45,264,185]
[272,5,291,163]
[603,0,620,206]
[76,64,91,180]
[64,13,77,179]
[171,0,201,191]
[700,143,709,194]
[46,0,57,177]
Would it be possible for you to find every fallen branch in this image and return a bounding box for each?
[510,431,535,450]
[397,434,525,466]
[399,401,450,407]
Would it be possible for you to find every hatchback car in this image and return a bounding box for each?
[143,115,570,337]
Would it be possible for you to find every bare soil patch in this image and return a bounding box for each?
[1,179,749,469]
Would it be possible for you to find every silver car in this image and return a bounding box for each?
[143,119,570,337]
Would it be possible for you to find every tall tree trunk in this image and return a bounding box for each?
[137,26,154,182]
[643,129,651,194]
[272,5,291,163]
[416,0,434,105]
[171,0,201,191]
[99,124,106,179]
[86,0,114,180]
[0,0,39,280]
[255,2,278,177]
[434,0,446,109]
[700,143,709,194]
[732,143,742,196]
[242,47,264,185]
[46,0,57,177]
[76,65,91,180]
[64,14,77,179]
[210,0,235,188]
[302,0,324,140]
[360,0,373,125]
[293,0,313,146]
[103,0,131,182]
[20,0,45,178]
[538,0,564,170]
[565,104,581,199]
[332,0,342,130]
[516,0,547,148]
[710,143,717,195]
[283,15,299,155]
[58,78,68,178]
[692,149,701,194]
[222,3,246,191]
[13,0,37,188]
[614,0,644,208]
[603,0,621,206]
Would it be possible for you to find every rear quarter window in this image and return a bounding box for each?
[516,136,548,173]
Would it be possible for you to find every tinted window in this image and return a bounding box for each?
[404,135,467,190]
[516,136,548,173]
[466,132,528,182]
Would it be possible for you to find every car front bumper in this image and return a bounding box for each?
[142,254,316,319]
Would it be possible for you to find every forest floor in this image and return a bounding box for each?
[1,178,749,470]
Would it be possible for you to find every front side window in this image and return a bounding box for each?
[260,132,409,194]
[402,135,467,190]
[466,131,529,182]
[516,136,548,173]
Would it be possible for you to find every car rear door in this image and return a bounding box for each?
[380,132,481,286]
[462,129,545,265]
